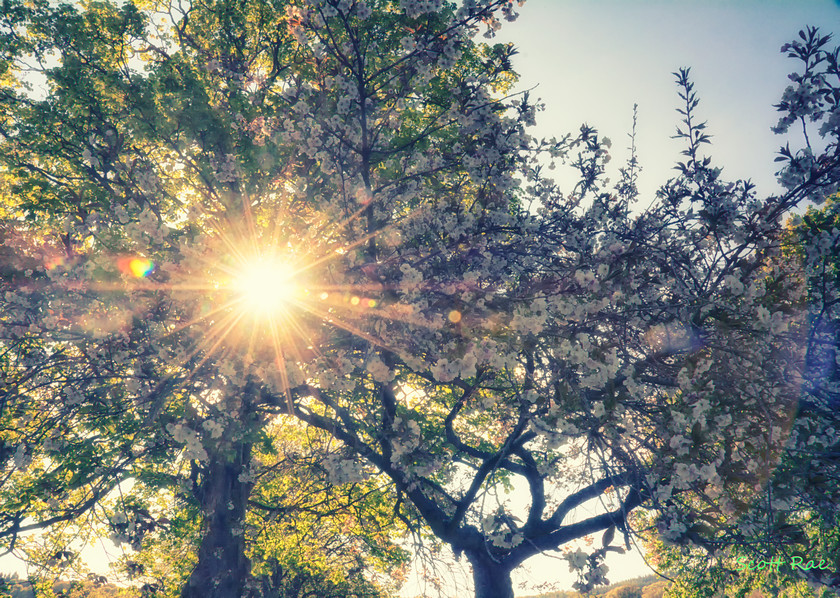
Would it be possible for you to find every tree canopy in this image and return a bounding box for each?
[1,2,839,598]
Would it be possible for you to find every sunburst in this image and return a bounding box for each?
[233,255,300,317]
[152,197,382,406]
[124,188,464,420]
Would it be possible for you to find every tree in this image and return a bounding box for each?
[0,0,530,596]
[96,423,408,598]
[2,4,840,598]
[635,28,840,598]
[639,193,840,598]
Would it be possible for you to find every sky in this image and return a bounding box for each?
[496,0,840,204]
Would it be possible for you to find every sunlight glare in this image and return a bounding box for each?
[235,257,298,316]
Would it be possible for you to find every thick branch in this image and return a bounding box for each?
[510,487,645,566]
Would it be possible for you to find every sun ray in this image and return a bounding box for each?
[141,308,248,425]
[147,296,247,342]
[293,303,401,354]
[267,314,293,412]
[189,309,249,374]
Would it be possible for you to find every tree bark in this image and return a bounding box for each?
[467,550,514,598]
[181,442,253,598]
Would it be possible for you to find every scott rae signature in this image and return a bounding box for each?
[735,555,834,573]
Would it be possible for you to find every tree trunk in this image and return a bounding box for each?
[467,550,514,598]
[181,442,253,598]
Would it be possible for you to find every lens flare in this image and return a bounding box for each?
[44,255,65,270]
[118,257,155,278]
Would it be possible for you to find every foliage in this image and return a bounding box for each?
[638,189,840,598]
[637,28,840,595]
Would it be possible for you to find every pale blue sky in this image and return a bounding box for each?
[498,0,840,201]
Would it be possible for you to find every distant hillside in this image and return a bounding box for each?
[520,576,840,598]
[0,575,132,598]
[520,574,668,598]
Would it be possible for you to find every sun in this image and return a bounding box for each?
[234,257,300,317]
